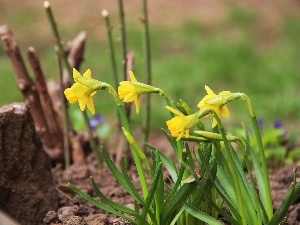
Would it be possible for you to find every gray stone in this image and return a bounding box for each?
[0,103,58,225]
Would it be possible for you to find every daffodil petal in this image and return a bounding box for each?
[135,96,140,114]
[212,117,218,128]
[118,82,136,99]
[129,71,137,82]
[176,132,183,141]
[78,95,87,111]
[86,96,95,115]
[71,83,88,97]
[73,68,82,80]
[83,69,92,78]
[205,85,215,95]
[166,106,184,116]
[221,105,230,118]
[124,92,137,102]
[185,130,189,139]
[64,88,78,103]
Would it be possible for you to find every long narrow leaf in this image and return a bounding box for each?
[269,175,300,224]
[182,156,239,225]
[120,157,147,205]
[170,208,184,225]
[147,143,178,182]
[102,147,145,204]
[90,176,146,222]
[184,204,223,225]
[141,162,163,222]
[229,143,260,224]
[161,128,179,156]
[153,151,165,211]
[68,182,136,224]
[161,181,198,224]
[161,152,187,209]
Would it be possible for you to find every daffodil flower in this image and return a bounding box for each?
[197,85,231,128]
[166,106,199,141]
[64,68,98,115]
[118,71,159,114]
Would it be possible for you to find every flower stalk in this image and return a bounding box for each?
[140,0,153,147]
[242,94,273,219]
[43,1,102,168]
[117,0,127,81]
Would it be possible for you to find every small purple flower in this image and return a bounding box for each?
[89,114,105,129]
[257,119,263,128]
[274,119,282,129]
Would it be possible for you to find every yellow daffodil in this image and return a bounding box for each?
[166,106,199,141]
[118,71,158,114]
[64,68,97,115]
[197,85,231,128]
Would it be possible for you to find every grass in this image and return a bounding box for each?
[0,5,299,133]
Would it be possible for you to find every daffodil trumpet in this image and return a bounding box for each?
[198,85,232,128]
[165,107,210,141]
[118,71,160,114]
[64,68,103,115]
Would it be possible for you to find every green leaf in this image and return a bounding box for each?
[147,143,178,182]
[268,182,296,225]
[248,141,271,223]
[287,147,300,160]
[102,148,145,204]
[119,157,146,205]
[68,182,136,224]
[161,152,187,210]
[153,151,165,211]
[160,181,198,224]
[161,128,179,156]
[169,208,184,225]
[90,177,145,221]
[141,162,163,222]
[229,143,261,224]
[184,204,223,225]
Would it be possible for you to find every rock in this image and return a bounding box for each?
[0,103,58,225]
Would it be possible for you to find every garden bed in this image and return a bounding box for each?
[44,145,299,225]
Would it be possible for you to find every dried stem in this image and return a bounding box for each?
[0,25,57,151]
[26,47,63,143]
[43,1,102,168]
[67,31,87,70]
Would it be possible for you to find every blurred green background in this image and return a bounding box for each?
[0,0,299,133]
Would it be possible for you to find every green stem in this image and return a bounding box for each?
[43,1,72,77]
[84,112,103,168]
[56,48,70,168]
[102,9,122,132]
[108,85,149,198]
[43,1,102,168]
[141,0,152,148]
[243,94,273,219]
[102,10,119,90]
[117,0,127,81]
[212,111,246,225]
